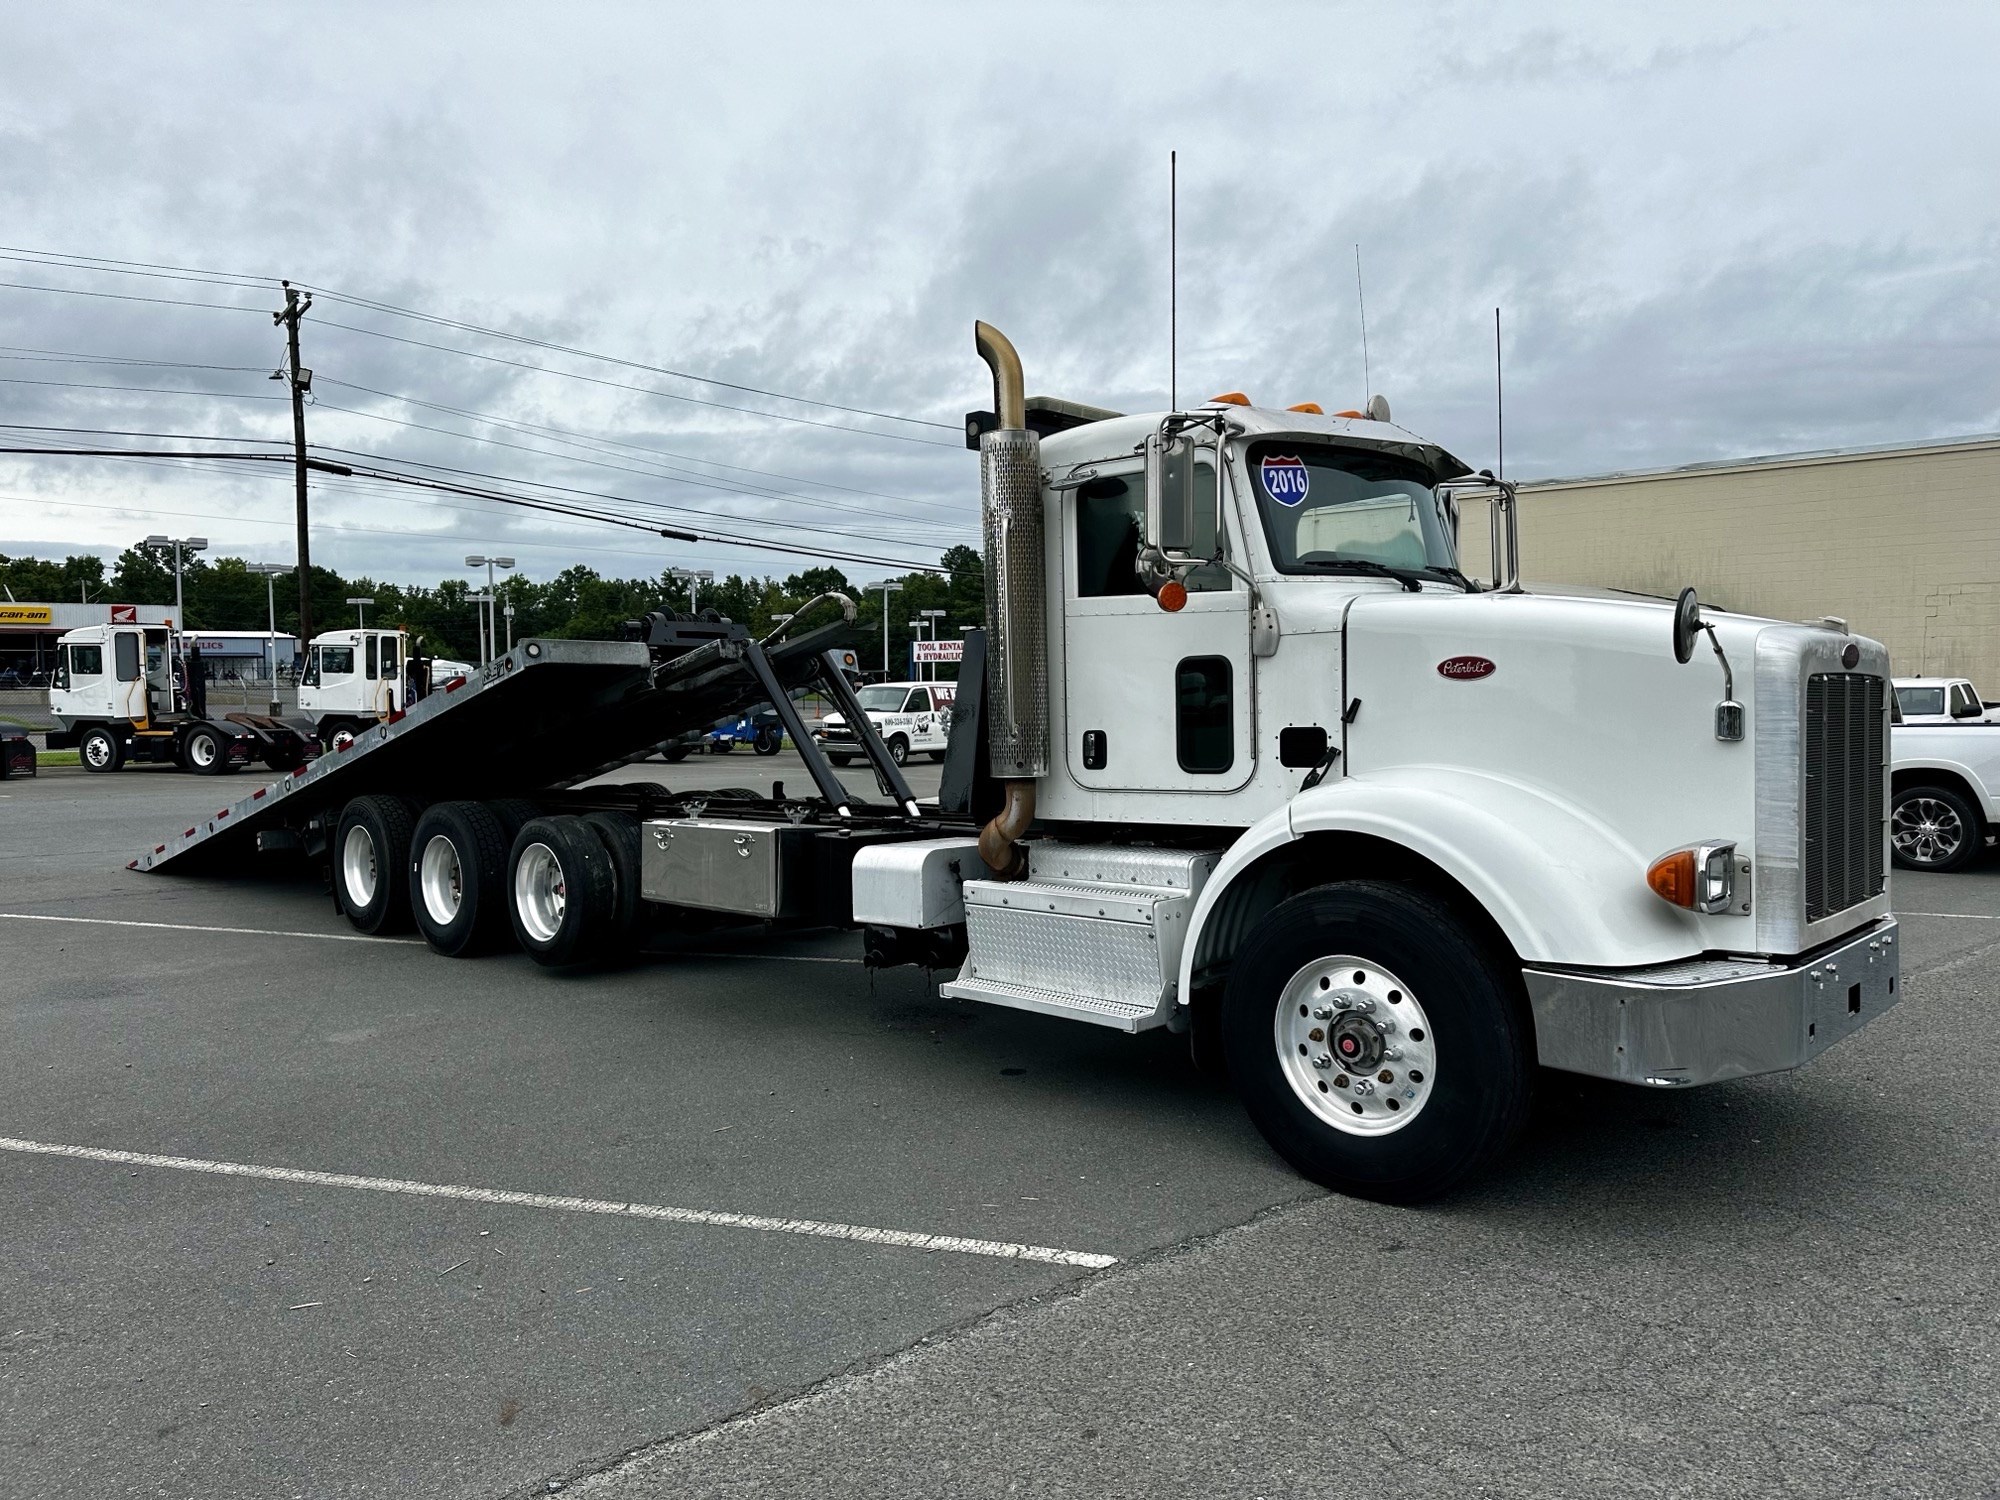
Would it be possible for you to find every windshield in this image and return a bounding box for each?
[1897,686,1946,717]
[1247,441,1458,576]
[855,684,907,711]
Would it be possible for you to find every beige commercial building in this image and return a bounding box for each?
[1488,434,2000,687]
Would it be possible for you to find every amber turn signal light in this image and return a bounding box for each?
[1647,850,1697,908]
[1157,580,1189,612]
[1646,841,1741,915]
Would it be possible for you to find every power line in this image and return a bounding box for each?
[0,245,274,287]
[0,280,267,313]
[0,345,268,373]
[306,283,959,431]
[313,316,962,447]
[0,374,284,400]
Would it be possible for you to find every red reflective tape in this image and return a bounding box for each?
[155,844,166,854]
[217,808,229,818]
[126,860,138,870]
[253,787,268,799]
[443,676,467,692]
[184,829,196,838]
[386,709,405,725]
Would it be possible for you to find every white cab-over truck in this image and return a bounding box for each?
[296,627,420,748]
[136,323,1899,1202]
[46,621,319,774]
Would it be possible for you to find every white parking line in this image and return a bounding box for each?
[1898,910,2000,921]
[0,1135,1119,1270]
[0,912,418,944]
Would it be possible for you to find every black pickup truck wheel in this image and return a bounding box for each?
[1224,881,1532,1204]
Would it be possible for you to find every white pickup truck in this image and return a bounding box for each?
[1891,681,2000,870]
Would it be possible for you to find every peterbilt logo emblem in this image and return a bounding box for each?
[1437,656,1496,680]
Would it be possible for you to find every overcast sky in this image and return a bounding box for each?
[1,1,1994,592]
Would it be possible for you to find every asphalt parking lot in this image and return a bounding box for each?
[3,754,1996,1498]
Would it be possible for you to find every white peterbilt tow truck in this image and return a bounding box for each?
[133,323,1898,1201]
[46,621,319,774]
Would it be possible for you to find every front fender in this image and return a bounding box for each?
[1178,767,1714,1003]
[1893,752,2000,823]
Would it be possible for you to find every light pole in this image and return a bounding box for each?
[878,580,903,676]
[667,567,714,613]
[921,607,947,679]
[471,593,494,660]
[346,596,374,629]
[246,562,291,712]
[503,602,515,654]
[907,618,923,679]
[464,555,515,664]
[141,533,207,632]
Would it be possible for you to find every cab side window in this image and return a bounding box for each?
[321,646,355,676]
[380,636,399,678]
[904,688,931,713]
[1073,469,1230,598]
[70,644,104,677]
[114,632,141,682]
[365,636,379,681]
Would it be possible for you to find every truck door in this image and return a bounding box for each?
[902,686,941,750]
[1060,462,1253,792]
[373,632,402,716]
[110,628,147,724]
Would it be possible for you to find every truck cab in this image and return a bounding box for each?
[46,622,316,774]
[298,628,410,747]
[815,680,954,766]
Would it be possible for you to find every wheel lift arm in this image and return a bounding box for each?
[811,649,921,817]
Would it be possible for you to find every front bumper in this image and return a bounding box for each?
[1523,917,1900,1087]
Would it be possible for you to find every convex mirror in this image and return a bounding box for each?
[1673,586,1702,665]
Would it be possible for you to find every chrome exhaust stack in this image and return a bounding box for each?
[973,321,1045,877]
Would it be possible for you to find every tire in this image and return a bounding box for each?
[407,802,512,957]
[334,794,418,934]
[1222,881,1532,1204]
[1891,784,1983,872]
[581,811,645,953]
[828,754,855,767]
[507,815,617,968]
[927,749,947,763]
[753,726,782,756]
[324,720,361,753]
[886,735,909,767]
[79,726,123,773]
[487,799,542,840]
[710,739,734,754]
[663,747,691,763]
[183,726,227,775]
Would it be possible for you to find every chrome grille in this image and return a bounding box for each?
[1803,673,1885,921]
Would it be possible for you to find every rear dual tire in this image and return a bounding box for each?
[408,802,514,956]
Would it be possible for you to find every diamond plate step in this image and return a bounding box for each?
[936,973,1163,1033]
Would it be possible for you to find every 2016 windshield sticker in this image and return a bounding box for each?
[1260,454,1310,506]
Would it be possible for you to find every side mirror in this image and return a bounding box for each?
[1673,586,1702,665]
[1143,429,1211,560]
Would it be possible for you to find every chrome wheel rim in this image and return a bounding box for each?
[1893,797,1965,866]
[1275,955,1438,1136]
[83,734,112,768]
[419,834,464,924]
[341,824,379,907]
[331,728,357,752]
[514,842,566,944]
[189,734,216,768]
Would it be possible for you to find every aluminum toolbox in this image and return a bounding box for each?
[642,818,807,918]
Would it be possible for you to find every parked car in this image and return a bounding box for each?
[1891,703,2000,870]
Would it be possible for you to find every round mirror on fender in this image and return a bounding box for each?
[1673,587,1702,664]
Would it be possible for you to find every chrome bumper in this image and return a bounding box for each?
[1523,917,1900,1087]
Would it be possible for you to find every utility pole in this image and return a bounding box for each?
[274,281,316,646]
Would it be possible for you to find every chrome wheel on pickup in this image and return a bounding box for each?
[1891,785,1981,873]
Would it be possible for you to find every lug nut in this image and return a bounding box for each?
[1312,1005,1334,1021]
[1333,1074,1350,1089]
[1378,1070,1395,1084]
[1308,1027,1325,1042]
[1312,1054,1333,1070]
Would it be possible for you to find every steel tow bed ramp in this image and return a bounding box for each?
[133,624,858,875]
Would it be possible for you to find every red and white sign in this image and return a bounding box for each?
[1437,655,1497,681]
[110,604,139,623]
[913,639,964,663]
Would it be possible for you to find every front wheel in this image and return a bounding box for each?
[752,726,782,756]
[1222,881,1532,1203]
[1891,784,1983,872]
[79,726,123,773]
[886,735,909,767]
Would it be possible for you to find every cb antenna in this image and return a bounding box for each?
[1494,306,1505,482]
[1170,149,1177,411]
[1355,244,1371,406]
